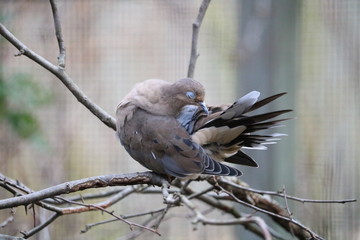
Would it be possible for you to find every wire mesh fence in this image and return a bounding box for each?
[0,0,359,239]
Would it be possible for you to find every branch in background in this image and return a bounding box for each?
[187,0,211,78]
[207,177,327,240]
[0,23,116,130]
[180,194,272,240]
[56,185,147,215]
[0,209,15,228]
[49,0,66,68]
[57,197,161,236]
[172,179,270,239]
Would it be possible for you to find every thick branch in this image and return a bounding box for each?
[0,23,116,130]
[0,172,167,209]
[187,0,211,78]
[49,0,66,67]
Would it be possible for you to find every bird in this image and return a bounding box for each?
[116,78,291,179]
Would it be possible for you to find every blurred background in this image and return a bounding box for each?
[0,0,359,239]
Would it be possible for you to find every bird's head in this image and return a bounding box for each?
[118,78,209,117]
[164,78,209,115]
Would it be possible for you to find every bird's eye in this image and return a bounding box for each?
[186,91,196,99]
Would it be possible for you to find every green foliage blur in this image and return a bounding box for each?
[0,70,53,140]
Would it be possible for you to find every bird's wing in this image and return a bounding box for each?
[118,107,242,178]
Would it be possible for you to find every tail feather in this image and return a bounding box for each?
[223,150,258,167]
[203,154,242,176]
[247,92,287,112]
[244,118,291,133]
[177,92,291,170]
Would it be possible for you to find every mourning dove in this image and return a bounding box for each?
[116,78,291,178]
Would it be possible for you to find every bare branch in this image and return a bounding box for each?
[49,0,66,67]
[0,172,167,209]
[181,194,272,240]
[44,187,124,204]
[56,185,146,215]
[118,215,163,240]
[0,23,116,130]
[172,179,269,239]
[209,177,325,240]
[82,207,166,234]
[0,209,15,228]
[187,0,211,78]
[218,177,357,204]
[21,213,60,239]
[282,186,295,238]
[58,197,160,236]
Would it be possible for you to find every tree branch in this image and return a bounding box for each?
[180,194,272,240]
[49,0,66,68]
[172,179,269,239]
[207,176,324,240]
[187,0,211,78]
[0,23,116,130]
[57,197,161,236]
[0,172,167,209]
[81,207,166,234]
[218,177,356,204]
[0,209,15,228]
[55,185,146,215]
[21,213,60,239]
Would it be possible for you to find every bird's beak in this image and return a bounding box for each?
[199,102,209,115]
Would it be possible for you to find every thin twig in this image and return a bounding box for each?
[0,174,65,213]
[187,0,211,78]
[117,214,163,240]
[172,179,271,239]
[188,186,214,200]
[0,209,15,228]
[56,185,146,215]
[44,187,124,205]
[219,177,356,204]
[181,194,272,240]
[21,213,60,239]
[282,186,295,238]
[58,197,160,236]
[49,0,66,67]
[0,173,34,194]
[81,207,166,234]
[218,185,324,240]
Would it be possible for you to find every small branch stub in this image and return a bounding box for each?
[49,0,66,68]
[187,0,211,79]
